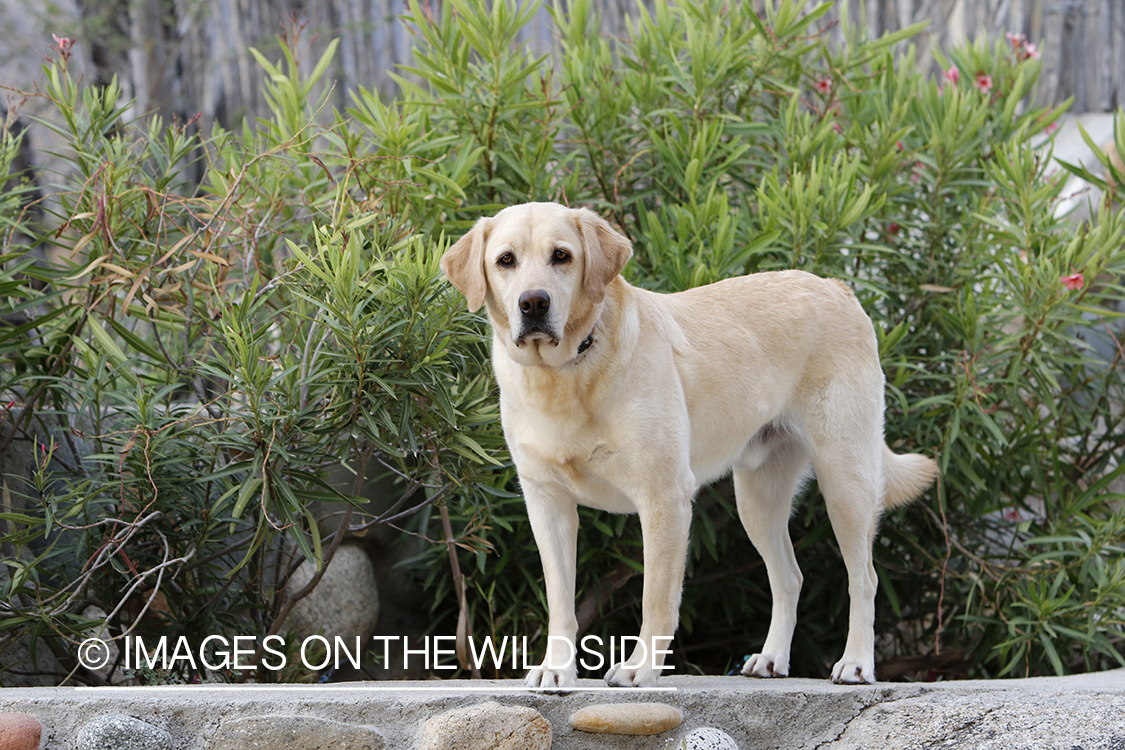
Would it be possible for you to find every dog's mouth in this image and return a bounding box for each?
[515,329,560,348]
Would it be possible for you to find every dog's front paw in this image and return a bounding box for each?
[525,664,578,690]
[604,661,658,687]
[741,652,790,678]
[830,657,876,684]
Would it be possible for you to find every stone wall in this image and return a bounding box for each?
[1,672,1124,750]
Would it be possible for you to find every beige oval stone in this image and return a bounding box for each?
[418,702,550,750]
[568,702,682,736]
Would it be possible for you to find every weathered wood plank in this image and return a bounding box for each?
[1037,1,1064,108]
[1097,0,1113,112]
[1115,0,1125,109]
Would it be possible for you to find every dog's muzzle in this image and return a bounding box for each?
[515,289,559,346]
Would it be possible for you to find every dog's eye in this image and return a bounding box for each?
[551,248,571,264]
[497,252,515,268]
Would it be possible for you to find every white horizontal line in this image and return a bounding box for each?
[76,685,678,692]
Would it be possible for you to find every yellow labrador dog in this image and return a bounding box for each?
[441,202,937,688]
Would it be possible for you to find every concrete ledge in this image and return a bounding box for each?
[2,670,1124,749]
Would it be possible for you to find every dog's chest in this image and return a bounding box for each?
[504,401,605,473]
[500,396,636,511]
[497,364,608,465]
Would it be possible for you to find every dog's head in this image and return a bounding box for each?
[440,202,632,367]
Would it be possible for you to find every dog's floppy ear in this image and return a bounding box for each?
[440,217,491,312]
[575,208,632,305]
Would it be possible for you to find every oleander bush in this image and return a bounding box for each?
[2,0,1124,685]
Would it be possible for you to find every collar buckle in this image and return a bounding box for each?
[576,331,594,355]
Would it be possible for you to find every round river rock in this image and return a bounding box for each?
[418,702,551,750]
[680,727,741,749]
[0,713,42,750]
[76,714,172,750]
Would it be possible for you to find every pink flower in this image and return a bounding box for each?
[832,122,843,134]
[1005,32,1026,49]
[895,140,904,151]
[974,72,992,94]
[1061,272,1084,290]
[1025,43,1040,60]
[51,33,75,62]
[1044,121,1059,136]
[814,78,832,95]
[943,65,960,85]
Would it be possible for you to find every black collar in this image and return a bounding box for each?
[576,330,594,355]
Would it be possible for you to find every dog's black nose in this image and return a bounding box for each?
[519,289,551,316]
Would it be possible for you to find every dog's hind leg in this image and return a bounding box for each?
[811,438,884,684]
[735,435,811,679]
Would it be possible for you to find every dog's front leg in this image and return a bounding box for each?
[523,482,581,689]
[604,495,692,687]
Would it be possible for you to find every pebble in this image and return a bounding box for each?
[418,702,551,750]
[676,727,740,749]
[207,715,384,749]
[76,714,171,750]
[0,713,41,750]
[569,702,683,736]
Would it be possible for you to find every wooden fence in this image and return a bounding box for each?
[2,0,1123,137]
[825,0,1125,114]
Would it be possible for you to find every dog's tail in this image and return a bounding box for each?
[882,446,939,509]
